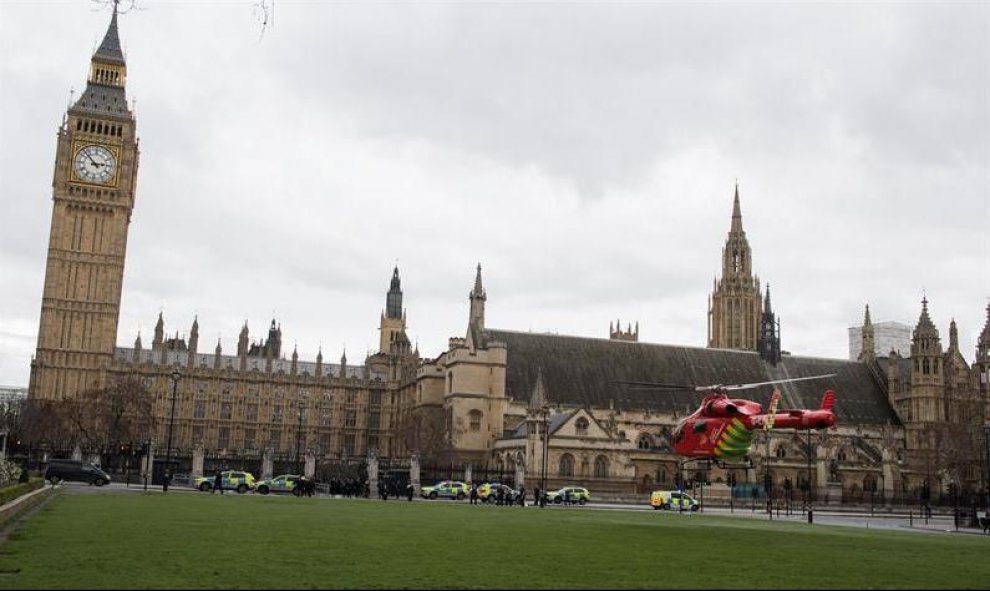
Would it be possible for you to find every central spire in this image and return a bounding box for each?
[73,2,130,115]
[94,2,125,66]
[386,266,403,320]
[730,181,744,235]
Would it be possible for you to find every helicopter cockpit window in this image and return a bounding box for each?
[692,420,706,434]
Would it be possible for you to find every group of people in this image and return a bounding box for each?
[467,483,539,507]
[293,476,316,497]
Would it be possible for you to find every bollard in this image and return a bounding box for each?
[807,509,813,524]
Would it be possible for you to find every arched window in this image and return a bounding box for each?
[559,453,574,477]
[468,409,482,432]
[594,455,608,478]
[837,450,847,462]
[575,417,589,436]
[775,446,787,458]
[637,433,652,450]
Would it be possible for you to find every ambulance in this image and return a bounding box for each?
[650,490,699,511]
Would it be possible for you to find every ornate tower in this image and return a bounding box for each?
[708,184,762,350]
[757,285,781,364]
[858,304,876,362]
[379,266,408,354]
[469,264,486,330]
[29,7,140,400]
[977,303,990,397]
[900,296,945,484]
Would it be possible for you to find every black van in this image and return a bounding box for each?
[44,459,111,486]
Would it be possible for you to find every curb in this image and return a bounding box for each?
[0,484,57,531]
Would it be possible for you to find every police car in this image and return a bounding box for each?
[194,470,257,494]
[255,474,302,495]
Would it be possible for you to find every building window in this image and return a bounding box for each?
[575,418,589,436]
[559,453,574,477]
[776,446,787,459]
[369,411,381,430]
[637,434,652,450]
[220,402,232,420]
[218,427,229,450]
[469,410,483,432]
[370,390,382,406]
[344,434,355,457]
[318,433,330,452]
[192,426,204,446]
[594,456,608,479]
[246,403,258,422]
[270,430,281,452]
[244,429,255,451]
[320,404,332,427]
[193,400,206,419]
[345,410,356,427]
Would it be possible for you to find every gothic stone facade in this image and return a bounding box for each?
[28,11,990,498]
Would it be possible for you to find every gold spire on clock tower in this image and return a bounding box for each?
[29,4,140,401]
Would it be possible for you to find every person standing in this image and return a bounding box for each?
[533,486,540,508]
[213,471,224,495]
[406,483,414,502]
[518,486,526,507]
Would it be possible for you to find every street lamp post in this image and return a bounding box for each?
[295,401,305,476]
[540,406,550,504]
[764,431,772,520]
[164,369,181,493]
[983,424,990,527]
[807,428,814,523]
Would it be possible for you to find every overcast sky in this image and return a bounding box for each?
[1,1,988,388]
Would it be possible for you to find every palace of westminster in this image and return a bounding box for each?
[27,11,990,499]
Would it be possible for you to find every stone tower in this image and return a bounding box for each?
[976,303,990,403]
[896,296,945,482]
[29,7,140,400]
[757,285,781,364]
[858,304,876,362]
[708,184,762,350]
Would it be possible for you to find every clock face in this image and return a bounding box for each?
[73,144,117,184]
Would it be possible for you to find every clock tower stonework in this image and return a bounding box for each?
[29,8,139,401]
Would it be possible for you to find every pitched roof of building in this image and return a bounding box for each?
[486,329,899,426]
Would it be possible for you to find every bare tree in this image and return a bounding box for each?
[14,398,76,454]
[395,407,449,466]
[68,376,154,455]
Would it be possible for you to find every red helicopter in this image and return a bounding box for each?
[618,375,837,465]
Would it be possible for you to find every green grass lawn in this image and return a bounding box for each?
[0,492,987,589]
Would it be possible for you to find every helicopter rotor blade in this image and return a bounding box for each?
[714,374,837,392]
[613,381,696,391]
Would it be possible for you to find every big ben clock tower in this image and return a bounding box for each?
[29,6,139,401]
